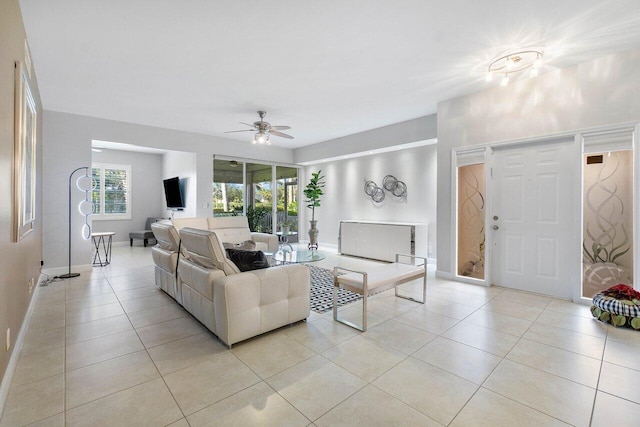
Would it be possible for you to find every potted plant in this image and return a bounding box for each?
[303,170,325,250]
[280,220,294,235]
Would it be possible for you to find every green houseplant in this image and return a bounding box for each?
[303,170,325,249]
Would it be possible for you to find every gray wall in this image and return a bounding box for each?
[42,111,295,270]
[296,113,438,258]
[0,0,43,385]
[302,145,438,259]
[91,149,164,243]
[295,115,437,164]
[436,47,640,277]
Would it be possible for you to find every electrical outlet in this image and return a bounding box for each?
[28,277,35,293]
[6,328,10,351]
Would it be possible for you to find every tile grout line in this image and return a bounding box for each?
[107,271,189,425]
[588,324,610,426]
[447,296,573,426]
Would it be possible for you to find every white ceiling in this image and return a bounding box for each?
[19,0,640,148]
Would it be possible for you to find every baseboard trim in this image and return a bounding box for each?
[0,273,44,419]
[435,270,454,280]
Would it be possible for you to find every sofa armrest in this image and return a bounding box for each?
[213,264,310,346]
[251,232,279,252]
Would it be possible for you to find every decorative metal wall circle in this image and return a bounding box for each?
[364,175,407,203]
[382,175,407,200]
[364,180,385,203]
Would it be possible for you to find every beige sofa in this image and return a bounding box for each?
[171,216,278,252]
[150,217,310,347]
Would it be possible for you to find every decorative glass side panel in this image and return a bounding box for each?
[582,150,634,298]
[457,163,486,279]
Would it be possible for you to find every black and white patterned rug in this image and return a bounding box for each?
[307,264,362,313]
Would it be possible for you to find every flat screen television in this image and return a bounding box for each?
[163,177,185,209]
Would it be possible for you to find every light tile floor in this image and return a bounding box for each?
[2,244,640,426]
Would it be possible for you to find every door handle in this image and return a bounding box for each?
[492,225,499,230]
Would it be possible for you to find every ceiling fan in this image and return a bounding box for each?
[225,111,294,145]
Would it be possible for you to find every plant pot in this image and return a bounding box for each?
[282,225,290,235]
[308,220,319,250]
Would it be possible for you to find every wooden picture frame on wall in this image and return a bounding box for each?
[14,60,37,241]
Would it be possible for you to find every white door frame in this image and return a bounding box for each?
[451,122,639,302]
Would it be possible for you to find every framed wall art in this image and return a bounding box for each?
[14,60,37,241]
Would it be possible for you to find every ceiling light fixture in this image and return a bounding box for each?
[487,49,543,87]
[253,132,270,145]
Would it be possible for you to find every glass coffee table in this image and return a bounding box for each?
[272,250,325,264]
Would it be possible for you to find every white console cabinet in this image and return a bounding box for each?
[339,220,427,262]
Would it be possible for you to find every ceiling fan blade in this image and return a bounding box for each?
[239,122,257,129]
[270,130,294,139]
[270,125,291,130]
[224,129,254,133]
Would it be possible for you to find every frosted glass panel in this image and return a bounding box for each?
[582,150,634,298]
[457,164,485,279]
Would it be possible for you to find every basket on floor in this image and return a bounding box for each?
[591,284,640,329]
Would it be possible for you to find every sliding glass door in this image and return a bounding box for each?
[213,159,244,216]
[213,157,300,235]
[246,162,273,233]
[276,166,299,243]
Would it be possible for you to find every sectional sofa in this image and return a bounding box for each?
[151,216,310,347]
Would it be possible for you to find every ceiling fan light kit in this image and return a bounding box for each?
[486,49,543,86]
[253,132,270,145]
[226,110,294,145]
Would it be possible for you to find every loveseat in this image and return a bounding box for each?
[150,217,310,347]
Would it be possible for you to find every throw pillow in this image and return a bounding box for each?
[225,248,270,272]
[223,240,257,251]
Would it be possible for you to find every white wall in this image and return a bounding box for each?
[302,144,437,259]
[436,47,640,277]
[91,149,164,242]
[162,151,198,218]
[42,110,295,270]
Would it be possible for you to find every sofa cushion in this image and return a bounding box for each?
[215,229,253,245]
[208,216,249,230]
[151,223,183,254]
[223,240,257,251]
[172,217,209,231]
[225,249,270,272]
[179,227,240,275]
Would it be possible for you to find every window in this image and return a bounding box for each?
[92,163,131,220]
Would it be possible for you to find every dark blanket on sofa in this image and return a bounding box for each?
[225,248,270,272]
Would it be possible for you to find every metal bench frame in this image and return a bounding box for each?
[333,254,427,331]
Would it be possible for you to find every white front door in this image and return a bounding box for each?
[490,139,576,299]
